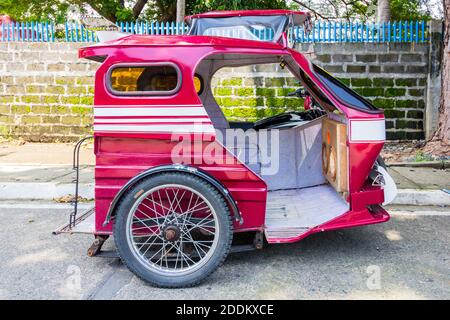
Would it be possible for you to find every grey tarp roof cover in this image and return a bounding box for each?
[187,11,312,42]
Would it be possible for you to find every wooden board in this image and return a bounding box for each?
[322,118,348,192]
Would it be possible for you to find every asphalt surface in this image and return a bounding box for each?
[0,202,448,300]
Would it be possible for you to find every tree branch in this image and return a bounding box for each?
[132,0,149,19]
[73,0,117,23]
[337,0,371,20]
[291,0,335,20]
[325,0,340,18]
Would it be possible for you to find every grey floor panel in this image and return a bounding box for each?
[265,185,349,240]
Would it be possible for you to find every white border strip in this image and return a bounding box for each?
[95,104,203,108]
[94,118,211,123]
[94,107,208,117]
[94,123,216,133]
[350,119,386,142]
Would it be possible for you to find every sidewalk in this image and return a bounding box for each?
[0,142,449,205]
[0,142,94,200]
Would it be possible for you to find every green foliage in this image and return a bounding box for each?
[283,0,431,21]
[0,0,432,25]
[193,0,287,12]
[143,1,178,21]
[390,0,430,21]
[115,7,134,22]
[321,0,431,21]
[0,0,144,23]
[72,0,134,22]
[343,1,375,20]
[146,0,287,21]
[0,0,70,23]
[414,150,433,162]
[348,0,431,21]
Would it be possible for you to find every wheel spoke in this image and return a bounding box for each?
[173,189,187,214]
[140,235,164,255]
[138,203,164,222]
[182,232,209,258]
[132,214,157,233]
[147,243,166,262]
[184,194,201,220]
[184,217,215,229]
[127,183,219,274]
[184,202,209,217]
[184,215,215,234]
[177,245,196,266]
[174,240,182,269]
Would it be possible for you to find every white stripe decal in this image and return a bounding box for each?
[94,107,208,117]
[94,118,211,123]
[350,119,386,142]
[95,104,202,108]
[94,124,216,133]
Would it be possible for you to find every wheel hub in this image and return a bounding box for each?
[163,225,181,242]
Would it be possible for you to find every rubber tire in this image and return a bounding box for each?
[113,172,233,288]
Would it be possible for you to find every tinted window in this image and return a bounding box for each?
[313,64,379,112]
[109,65,179,94]
[189,15,288,42]
[299,70,335,112]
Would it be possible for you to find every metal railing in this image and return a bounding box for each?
[0,21,56,42]
[0,20,429,43]
[294,20,429,43]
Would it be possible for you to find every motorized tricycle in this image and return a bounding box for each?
[54,10,397,287]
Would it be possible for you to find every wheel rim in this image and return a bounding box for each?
[125,184,219,276]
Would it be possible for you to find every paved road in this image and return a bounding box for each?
[0,202,448,300]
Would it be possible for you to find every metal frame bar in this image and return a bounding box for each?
[70,135,93,228]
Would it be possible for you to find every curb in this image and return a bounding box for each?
[387,160,450,169]
[0,182,94,200]
[392,189,450,206]
[0,182,448,206]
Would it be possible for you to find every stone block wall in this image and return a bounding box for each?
[0,43,96,142]
[0,41,434,141]
[212,64,304,120]
[213,42,430,140]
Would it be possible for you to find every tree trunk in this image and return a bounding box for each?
[176,0,186,23]
[377,0,391,23]
[439,0,450,146]
[132,0,149,20]
[424,0,450,155]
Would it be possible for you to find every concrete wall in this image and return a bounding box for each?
[0,40,440,142]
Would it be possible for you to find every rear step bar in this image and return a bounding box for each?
[53,207,95,235]
[69,136,93,228]
[53,136,94,236]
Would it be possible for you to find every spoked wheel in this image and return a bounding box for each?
[114,172,233,288]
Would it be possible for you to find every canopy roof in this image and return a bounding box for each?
[83,34,284,49]
[79,34,287,62]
